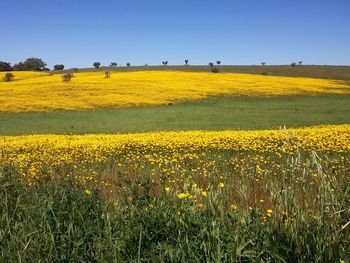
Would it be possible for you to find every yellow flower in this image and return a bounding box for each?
[230,204,237,210]
[177,193,190,199]
[267,209,273,214]
[218,182,225,188]
[197,203,204,208]
[84,189,91,195]
[165,187,171,192]
[201,191,208,197]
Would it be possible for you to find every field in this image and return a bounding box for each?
[1,67,350,262]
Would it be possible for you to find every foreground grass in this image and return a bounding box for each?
[1,95,349,135]
[1,131,350,261]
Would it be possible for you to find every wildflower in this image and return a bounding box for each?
[267,209,273,217]
[197,203,204,208]
[218,182,225,188]
[201,191,208,197]
[177,193,191,199]
[230,204,237,210]
[165,187,171,192]
[84,189,91,195]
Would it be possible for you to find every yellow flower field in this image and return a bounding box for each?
[1,71,349,112]
[1,124,349,183]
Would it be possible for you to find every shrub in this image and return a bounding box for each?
[54,64,64,71]
[62,73,73,82]
[211,67,220,73]
[105,71,111,78]
[71,68,79,73]
[3,73,14,82]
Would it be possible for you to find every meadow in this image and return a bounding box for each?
[1,68,350,262]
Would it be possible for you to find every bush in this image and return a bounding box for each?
[105,71,111,78]
[3,73,14,82]
[54,64,64,71]
[211,67,219,73]
[62,73,73,82]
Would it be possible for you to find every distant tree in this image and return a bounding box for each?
[71,68,79,73]
[162,61,168,65]
[261,62,266,66]
[3,72,14,82]
[42,67,50,72]
[185,59,189,65]
[105,71,111,78]
[93,62,101,69]
[12,58,46,71]
[291,62,297,68]
[209,62,214,67]
[62,73,73,82]
[0,61,12,71]
[53,64,64,70]
[298,61,303,65]
[12,62,26,71]
[110,62,117,67]
[126,63,131,67]
[216,60,221,66]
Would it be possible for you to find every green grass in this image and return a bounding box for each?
[58,65,350,81]
[1,95,349,135]
[1,149,350,262]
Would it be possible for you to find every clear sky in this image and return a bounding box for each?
[1,0,349,68]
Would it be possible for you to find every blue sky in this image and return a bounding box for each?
[1,0,349,68]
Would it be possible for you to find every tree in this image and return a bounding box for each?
[0,61,12,71]
[126,63,131,67]
[261,62,266,66]
[24,58,47,71]
[12,62,26,71]
[291,62,297,68]
[209,62,214,67]
[93,62,101,69]
[162,61,168,65]
[110,62,117,67]
[185,59,189,65]
[54,64,64,70]
[12,58,46,71]
[216,60,221,66]
[298,61,303,65]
